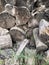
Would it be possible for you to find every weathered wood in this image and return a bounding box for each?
[13,6,31,26]
[5,0,16,5]
[5,4,14,15]
[14,39,29,65]
[39,19,49,47]
[0,12,16,29]
[0,27,12,48]
[28,17,38,28]
[39,19,49,36]
[33,28,48,52]
[26,28,36,48]
[10,26,26,42]
[15,39,29,59]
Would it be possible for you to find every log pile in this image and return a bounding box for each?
[0,0,49,65]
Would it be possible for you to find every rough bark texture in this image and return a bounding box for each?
[0,0,49,65]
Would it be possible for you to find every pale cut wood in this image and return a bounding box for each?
[39,19,49,46]
[14,39,29,64]
[16,39,29,59]
[39,19,49,36]
[0,27,12,48]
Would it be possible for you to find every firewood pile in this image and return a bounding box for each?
[0,0,49,65]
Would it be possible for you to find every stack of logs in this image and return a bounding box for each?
[0,0,49,65]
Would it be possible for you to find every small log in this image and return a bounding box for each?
[13,6,31,26]
[5,4,14,15]
[10,26,26,42]
[0,34,12,48]
[39,19,49,36]
[0,27,12,48]
[0,4,16,29]
[39,19,49,46]
[14,39,29,65]
[0,12,16,29]
[33,28,48,52]
[15,39,29,58]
